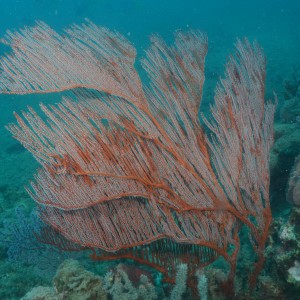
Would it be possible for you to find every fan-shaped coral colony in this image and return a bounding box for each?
[0,21,275,293]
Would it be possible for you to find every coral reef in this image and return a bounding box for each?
[287,154,300,206]
[53,259,107,300]
[263,207,300,298]
[104,264,157,300]
[282,67,300,114]
[22,259,107,300]
[1,20,299,300]
[0,206,85,280]
[0,20,276,294]
[270,67,300,205]
[288,261,300,284]
[21,287,57,300]
[21,260,212,300]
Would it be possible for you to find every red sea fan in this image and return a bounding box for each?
[1,21,275,289]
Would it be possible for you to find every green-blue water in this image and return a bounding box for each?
[0,1,300,299]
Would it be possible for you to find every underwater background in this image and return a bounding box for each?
[0,0,300,299]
